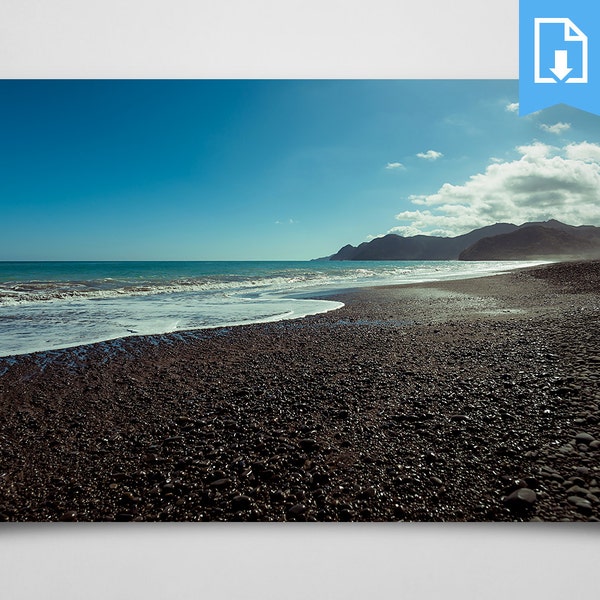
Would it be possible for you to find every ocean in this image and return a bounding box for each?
[0,260,544,357]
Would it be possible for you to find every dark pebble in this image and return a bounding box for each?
[115,513,134,522]
[287,504,307,519]
[299,439,319,452]
[503,488,537,510]
[565,485,588,496]
[232,495,252,511]
[209,478,232,488]
[574,432,595,445]
[339,508,354,521]
[59,511,78,522]
[163,436,183,445]
[270,490,286,503]
[568,496,593,514]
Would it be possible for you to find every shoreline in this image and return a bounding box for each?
[0,259,548,359]
[1,260,600,521]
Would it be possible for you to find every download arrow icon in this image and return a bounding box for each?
[549,50,573,81]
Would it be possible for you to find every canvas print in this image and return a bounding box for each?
[1,80,600,522]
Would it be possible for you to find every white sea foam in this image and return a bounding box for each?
[0,260,547,357]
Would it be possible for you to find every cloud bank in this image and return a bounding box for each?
[392,142,600,237]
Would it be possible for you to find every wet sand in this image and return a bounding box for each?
[1,260,600,521]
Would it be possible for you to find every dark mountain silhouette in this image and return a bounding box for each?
[459,221,600,260]
[324,220,600,261]
[327,223,518,261]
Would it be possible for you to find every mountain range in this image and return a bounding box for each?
[321,220,600,261]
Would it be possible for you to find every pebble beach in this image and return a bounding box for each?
[1,260,600,522]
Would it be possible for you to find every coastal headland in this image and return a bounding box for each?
[1,260,600,521]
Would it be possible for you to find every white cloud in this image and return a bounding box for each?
[540,122,571,135]
[393,142,600,236]
[388,225,431,237]
[565,141,600,163]
[416,150,443,161]
[515,141,557,159]
[385,162,405,170]
[505,102,519,113]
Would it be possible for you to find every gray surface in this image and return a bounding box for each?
[1,525,599,599]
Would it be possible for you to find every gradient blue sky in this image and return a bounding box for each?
[2,80,600,260]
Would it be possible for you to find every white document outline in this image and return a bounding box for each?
[534,18,588,84]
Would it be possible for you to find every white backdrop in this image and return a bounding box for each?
[1,1,598,599]
[0,0,518,78]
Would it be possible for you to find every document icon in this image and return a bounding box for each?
[534,18,588,84]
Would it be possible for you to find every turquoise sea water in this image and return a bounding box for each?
[0,260,543,357]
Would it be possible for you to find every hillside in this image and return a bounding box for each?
[325,220,600,261]
[459,223,600,260]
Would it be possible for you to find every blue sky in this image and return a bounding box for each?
[2,80,600,260]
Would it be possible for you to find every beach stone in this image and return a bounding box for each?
[574,432,595,445]
[258,469,275,481]
[270,490,285,503]
[525,477,540,489]
[115,513,134,522]
[287,503,307,519]
[339,508,354,521]
[209,478,231,488]
[59,511,78,522]
[565,485,588,496]
[424,451,437,464]
[232,495,252,511]
[393,505,405,519]
[503,488,537,510]
[163,436,183,445]
[356,487,376,500]
[299,439,319,452]
[568,496,593,514]
[312,471,330,485]
[122,491,141,503]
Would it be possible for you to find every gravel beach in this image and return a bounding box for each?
[1,260,600,522]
